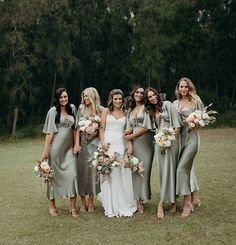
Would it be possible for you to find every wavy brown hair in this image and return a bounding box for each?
[175,77,197,109]
[107,89,125,112]
[126,85,145,112]
[144,87,163,118]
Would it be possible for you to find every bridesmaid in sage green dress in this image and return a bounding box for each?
[41,88,79,218]
[173,77,204,218]
[74,87,103,212]
[124,86,154,214]
[144,87,182,219]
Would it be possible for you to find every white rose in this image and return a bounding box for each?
[199,120,205,127]
[97,166,102,171]
[91,160,97,166]
[131,157,139,165]
[113,161,119,166]
[154,133,163,140]
[189,122,195,128]
[168,127,175,134]
[93,152,99,157]
[80,126,86,131]
[94,115,101,122]
[78,121,84,127]
[202,113,210,120]
[40,161,50,172]
[84,120,92,128]
[34,165,39,172]
[164,140,171,147]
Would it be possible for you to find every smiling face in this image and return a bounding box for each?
[147,90,158,105]
[178,80,189,98]
[112,94,123,109]
[83,93,91,107]
[134,87,144,103]
[59,91,68,107]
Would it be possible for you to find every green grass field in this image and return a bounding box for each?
[0,128,235,245]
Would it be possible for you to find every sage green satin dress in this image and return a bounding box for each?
[173,97,204,195]
[154,101,182,203]
[127,105,154,203]
[75,106,103,196]
[42,105,79,200]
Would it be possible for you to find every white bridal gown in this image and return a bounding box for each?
[100,114,137,217]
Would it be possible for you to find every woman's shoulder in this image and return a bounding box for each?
[48,106,57,114]
[195,95,202,102]
[163,100,173,107]
[102,107,110,114]
[173,99,178,104]
[70,104,76,110]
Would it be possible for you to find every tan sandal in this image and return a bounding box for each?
[88,204,95,213]
[180,205,193,218]
[70,208,79,218]
[80,205,87,212]
[192,199,201,207]
[49,208,58,217]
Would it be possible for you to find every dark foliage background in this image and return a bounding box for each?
[0,0,235,136]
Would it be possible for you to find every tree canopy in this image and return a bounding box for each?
[0,0,235,135]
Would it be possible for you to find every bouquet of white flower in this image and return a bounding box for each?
[124,155,144,177]
[90,143,121,178]
[78,115,101,140]
[186,103,217,130]
[154,126,176,155]
[34,160,54,184]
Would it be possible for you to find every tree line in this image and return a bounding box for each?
[0,0,235,136]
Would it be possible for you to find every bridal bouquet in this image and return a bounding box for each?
[124,155,144,177]
[90,143,121,177]
[34,160,54,184]
[186,103,217,130]
[154,126,176,155]
[78,115,101,140]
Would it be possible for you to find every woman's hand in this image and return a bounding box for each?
[124,134,133,141]
[127,145,133,156]
[123,127,133,136]
[73,145,81,154]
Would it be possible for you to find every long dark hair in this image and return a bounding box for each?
[54,88,73,123]
[143,87,163,117]
[126,85,145,112]
[107,89,125,112]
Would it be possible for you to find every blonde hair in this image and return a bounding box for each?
[80,87,102,115]
[175,77,197,109]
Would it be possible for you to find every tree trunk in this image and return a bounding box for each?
[12,107,18,138]
[50,72,57,108]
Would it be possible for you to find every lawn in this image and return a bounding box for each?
[0,128,235,245]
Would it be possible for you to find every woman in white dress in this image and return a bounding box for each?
[99,89,137,217]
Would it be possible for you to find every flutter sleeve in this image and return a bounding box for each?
[75,106,81,129]
[42,107,58,134]
[143,106,154,130]
[196,96,205,111]
[165,101,183,129]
